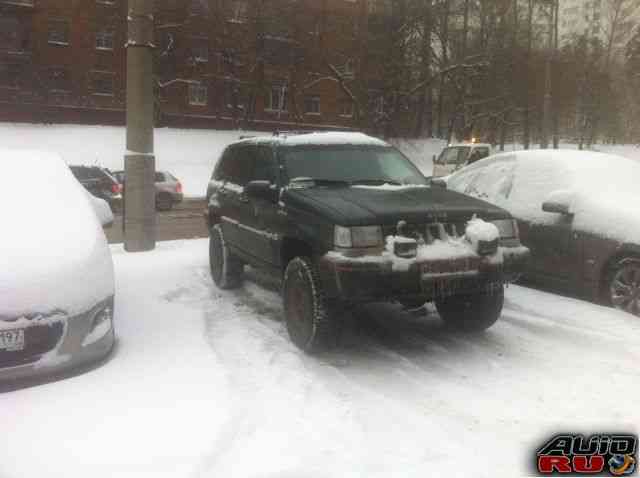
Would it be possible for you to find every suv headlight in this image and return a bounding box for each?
[491,219,519,239]
[334,225,383,248]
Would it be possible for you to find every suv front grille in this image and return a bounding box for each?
[383,222,467,245]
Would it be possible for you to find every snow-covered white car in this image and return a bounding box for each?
[0,150,115,383]
[445,149,640,316]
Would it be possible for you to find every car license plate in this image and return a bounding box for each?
[0,329,25,352]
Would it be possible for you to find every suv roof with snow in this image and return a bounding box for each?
[205,132,529,352]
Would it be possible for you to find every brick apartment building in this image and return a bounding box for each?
[0,0,379,131]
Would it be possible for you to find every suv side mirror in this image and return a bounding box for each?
[245,180,278,203]
[542,200,571,215]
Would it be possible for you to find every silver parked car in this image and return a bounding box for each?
[112,170,184,211]
[1,150,115,384]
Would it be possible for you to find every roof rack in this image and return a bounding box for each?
[272,130,316,137]
[272,129,358,137]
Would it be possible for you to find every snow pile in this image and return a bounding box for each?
[465,216,500,252]
[0,124,256,197]
[0,149,114,317]
[2,239,639,478]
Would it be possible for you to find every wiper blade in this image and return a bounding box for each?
[289,177,350,187]
[350,179,403,186]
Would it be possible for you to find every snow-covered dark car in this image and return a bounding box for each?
[205,132,529,352]
[112,170,184,211]
[445,149,640,317]
[1,151,115,383]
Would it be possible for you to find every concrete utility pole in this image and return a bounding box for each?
[124,0,156,252]
[541,0,554,149]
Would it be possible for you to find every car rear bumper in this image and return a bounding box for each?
[0,297,115,384]
[318,245,529,303]
[171,192,184,203]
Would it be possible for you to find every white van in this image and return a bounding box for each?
[432,143,492,177]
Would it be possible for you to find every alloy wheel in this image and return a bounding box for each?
[610,262,640,316]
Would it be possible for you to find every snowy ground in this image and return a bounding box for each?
[2,239,639,478]
[3,123,636,196]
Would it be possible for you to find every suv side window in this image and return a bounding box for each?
[442,148,460,165]
[155,172,165,182]
[252,146,278,183]
[227,145,253,186]
[214,148,233,181]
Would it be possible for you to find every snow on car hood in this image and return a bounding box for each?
[0,150,114,318]
[283,185,511,226]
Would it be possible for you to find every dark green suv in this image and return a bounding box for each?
[206,132,529,352]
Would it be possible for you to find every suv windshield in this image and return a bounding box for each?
[281,145,427,186]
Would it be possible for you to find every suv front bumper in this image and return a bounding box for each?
[318,245,529,303]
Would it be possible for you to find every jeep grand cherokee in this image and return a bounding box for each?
[205,132,529,352]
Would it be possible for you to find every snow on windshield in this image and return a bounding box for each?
[0,150,114,317]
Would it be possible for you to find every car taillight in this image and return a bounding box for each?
[176,182,182,194]
[112,183,121,194]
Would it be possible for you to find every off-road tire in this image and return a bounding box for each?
[156,193,173,212]
[283,256,341,352]
[435,285,504,331]
[209,224,243,289]
[603,257,640,317]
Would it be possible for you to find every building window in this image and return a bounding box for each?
[304,95,320,115]
[48,20,70,46]
[192,43,208,63]
[335,59,355,79]
[375,96,384,114]
[310,20,321,37]
[0,63,21,88]
[91,72,114,95]
[339,99,354,117]
[265,85,287,112]
[188,83,208,106]
[368,0,392,15]
[229,0,248,23]
[49,67,71,92]
[190,0,207,16]
[0,17,23,52]
[96,30,114,50]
